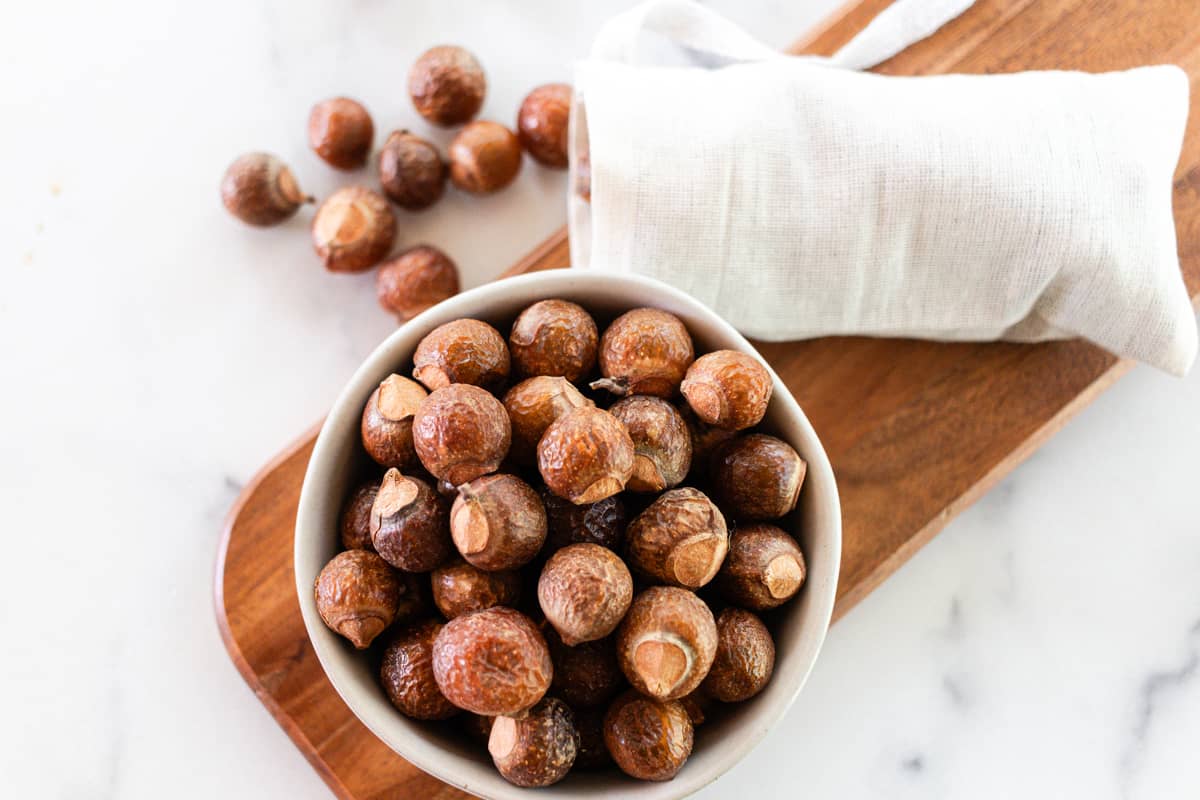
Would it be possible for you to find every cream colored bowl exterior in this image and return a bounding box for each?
[295,271,841,800]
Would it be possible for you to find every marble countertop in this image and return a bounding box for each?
[3,1,1198,797]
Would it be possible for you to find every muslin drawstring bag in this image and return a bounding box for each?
[569,0,1197,375]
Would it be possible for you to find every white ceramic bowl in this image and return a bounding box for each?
[295,270,841,800]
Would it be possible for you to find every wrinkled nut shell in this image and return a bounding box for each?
[412,318,511,392]
[308,97,374,170]
[448,121,522,194]
[681,350,772,431]
[594,308,695,398]
[432,559,521,619]
[609,395,692,492]
[538,543,633,646]
[544,627,625,709]
[626,487,728,589]
[369,468,452,572]
[408,45,486,127]
[361,375,427,469]
[432,607,552,716]
[314,550,402,650]
[312,186,397,273]
[489,697,579,788]
[376,246,459,322]
[450,473,547,571]
[538,406,634,505]
[541,488,627,554]
[616,586,717,702]
[710,434,806,520]
[378,130,447,210]
[503,376,594,464]
[339,481,379,551]
[508,299,598,382]
[700,608,776,702]
[716,523,807,610]
[603,690,694,782]
[220,152,311,226]
[412,384,511,485]
[517,83,572,168]
[380,620,459,720]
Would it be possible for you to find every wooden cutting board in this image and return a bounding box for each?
[214,1,1200,798]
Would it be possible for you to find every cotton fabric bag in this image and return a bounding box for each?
[569,0,1197,375]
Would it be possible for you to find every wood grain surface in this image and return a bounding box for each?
[215,1,1200,797]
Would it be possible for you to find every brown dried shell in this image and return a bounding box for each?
[369,468,452,572]
[378,130,447,210]
[603,690,694,781]
[412,318,510,392]
[616,586,717,701]
[710,434,806,520]
[339,481,379,551]
[681,350,772,431]
[541,489,627,554]
[450,474,547,571]
[626,488,728,589]
[538,543,633,646]
[609,395,692,492]
[432,606,552,716]
[489,697,578,788]
[537,407,634,505]
[308,97,374,170]
[700,608,775,702]
[408,45,486,127]
[314,550,402,649]
[220,152,311,226]
[431,559,521,619]
[593,308,694,398]
[516,83,572,169]
[503,376,594,464]
[311,186,397,273]
[448,120,522,194]
[543,626,624,709]
[380,620,459,720]
[508,299,598,382]
[412,384,512,485]
[716,523,806,610]
[361,374,427,469]
[376,246,459,322]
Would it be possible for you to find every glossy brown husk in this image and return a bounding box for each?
[544,627,624,709]
[710,434,807,520]
[412,384,511,485]
[508,299,598,381]
[503,376,594,464]
[616,586,717,701]
[431,607,552,716]
[361,374,427,469]
[538,543,633,646]
[594,308,694,398]
[609,395,692,492]
[378,130,446,210]
[489,697,579,787]
[716,523,807,610]
[700,608,775,702]
[311,186,396,273]
[408,45,485,127]
[314,550,402,650]
[603,690,694,781]
[220,152,310,226]
[412,318,510,392]
[380,620,459,720]
[537,406,634,504]
[450,473,546,571]
[626,488,728,589]
[448,121,522,194]
[339,481,379,551]
[541,488,627,554]
[369,469,452,572]
[376,245,460,322]
[431,559,521,619]
[516,83,572,168]
[681,349,773,431]
[308,97,374,170]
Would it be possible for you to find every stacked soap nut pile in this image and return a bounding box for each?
[219,45,570,321]
[313,300,809,787]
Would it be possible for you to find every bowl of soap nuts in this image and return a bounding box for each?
[295,270,841,799]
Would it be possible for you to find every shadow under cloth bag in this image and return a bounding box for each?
[568,0,1196,375]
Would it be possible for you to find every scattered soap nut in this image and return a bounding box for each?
[369,468,452,572]
[432,606,552,715]
[308,97,374,170]
[716,523,806,610]
[311,186,396,273]
[603,690,694,781]
[572,707,612,770]
[220,152,312,226]
[609,396,692,492]
[592,308,695,398]
[616,586,717,702]
[681,350,772,431]
[412,384,512,485]
[539,543,633,645]
[449,121,523,194]
[489,697,579,788]
[504,376,594,463]
[541,488,627,554]
[432,559,521,619]
[339,481,379,551]
[314,550,402,650]
[408,45,486,127]
[361,374,427,470]
[538,406,634,504]
[710,434,806,520]
[626,488,728,589]
[412,318,511,392]
[376,246,460,322]
[380,620,459,720]
[517,83,572,168]
[508,299,598,382]
[450,473,547,571]
[544,626,625,709]
[700,608,775,703]
[378,130,447,211]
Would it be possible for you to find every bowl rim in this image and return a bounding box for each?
[295,269,842,800]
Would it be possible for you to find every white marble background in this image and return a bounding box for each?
[2,1,1198,798]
